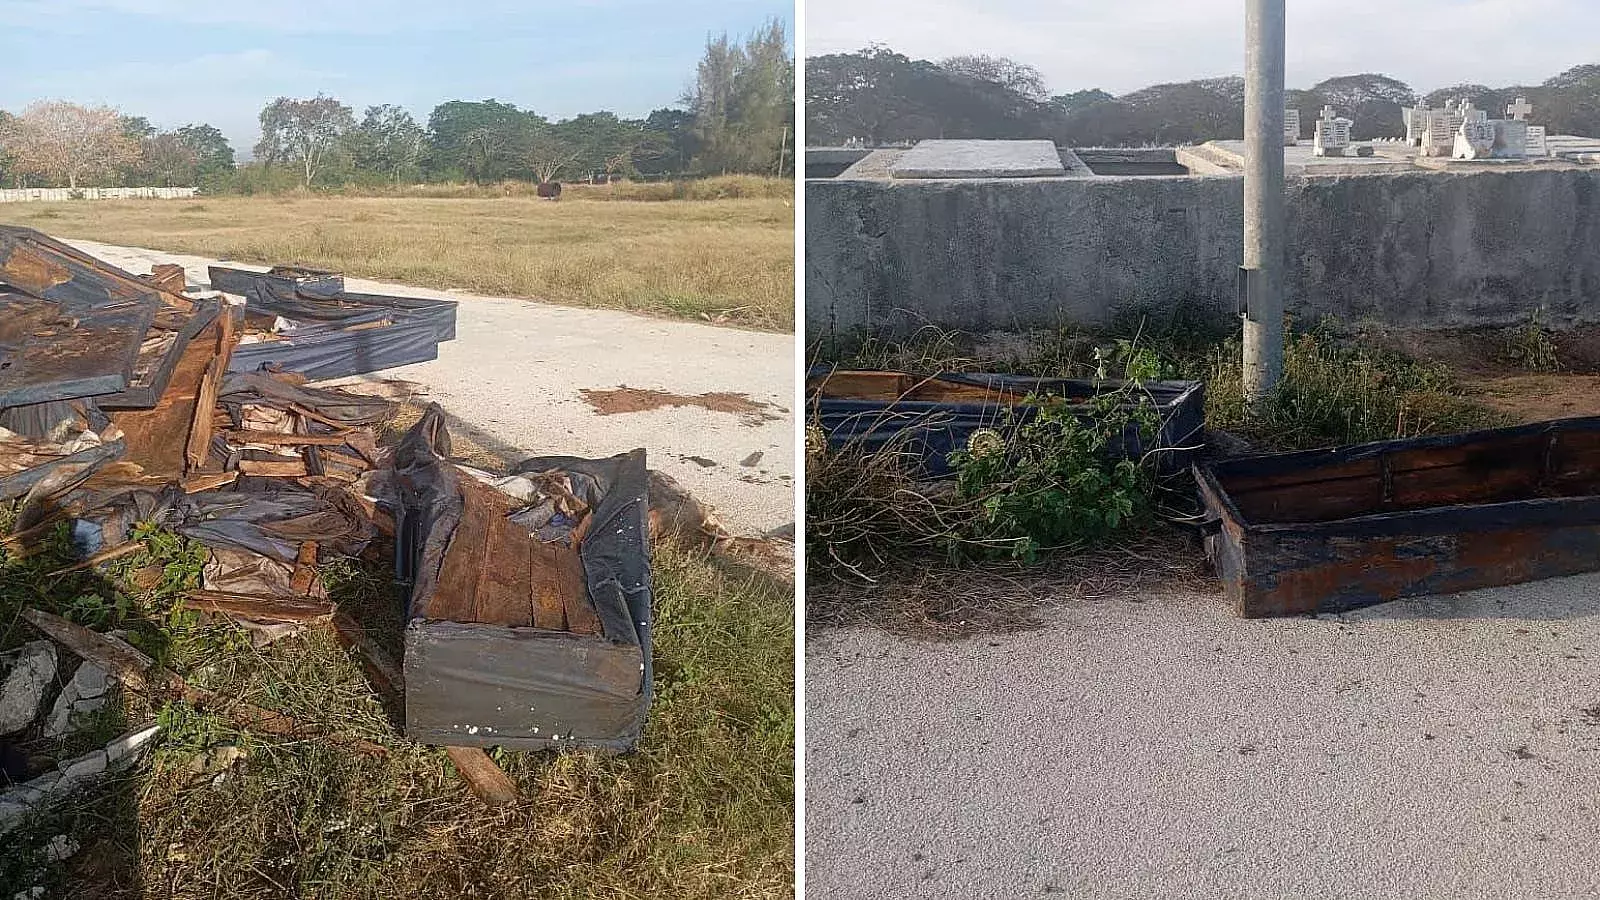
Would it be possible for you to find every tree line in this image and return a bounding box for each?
[0,19,793,191]
[806,45,1600,148]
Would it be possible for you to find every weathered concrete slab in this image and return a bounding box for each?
[0,641,57,736]
[890,140,1065,179]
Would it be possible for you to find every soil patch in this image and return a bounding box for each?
[1464,374,1600,423]
[580,386,781,425]
[1381,324,1600,377]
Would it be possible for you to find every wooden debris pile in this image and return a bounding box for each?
[0,229,639,808]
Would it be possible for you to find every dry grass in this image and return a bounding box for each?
[0,193,795,331]
[807,529,1211,639]
[0,530,795,899]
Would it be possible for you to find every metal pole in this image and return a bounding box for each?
[1242,0,1286,401]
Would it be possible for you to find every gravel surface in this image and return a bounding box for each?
[68,239,795,537]
[806,576,1600,898]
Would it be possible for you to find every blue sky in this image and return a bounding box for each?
[0,0,792,157]
[808,0,1599,98]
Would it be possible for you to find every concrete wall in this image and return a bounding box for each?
[806,168,1600,338]
[0,187,198,203]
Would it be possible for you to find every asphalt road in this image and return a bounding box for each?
[69,239,795,538]
[806,575,1600,899]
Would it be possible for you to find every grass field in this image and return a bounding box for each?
[0,189,795,331]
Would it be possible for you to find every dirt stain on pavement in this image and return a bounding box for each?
[580,386,781,425]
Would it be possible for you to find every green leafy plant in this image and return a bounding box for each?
[949,388,1160,562]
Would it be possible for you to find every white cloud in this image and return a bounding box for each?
[804,0,1599,95]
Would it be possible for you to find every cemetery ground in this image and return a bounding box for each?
[1,410,796,900]
[805,315,1600,897]
[0,182,796,331]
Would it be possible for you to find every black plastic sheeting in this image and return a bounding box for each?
[808,368,1206,477]
[393,405,653,753]
[210,266,457,382]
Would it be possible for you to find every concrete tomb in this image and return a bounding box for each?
[1313,106,1354,157]
[1284,108,1301,146]
[888,139,1066,179]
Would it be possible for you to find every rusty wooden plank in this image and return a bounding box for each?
[427,478,503,622]
[235,459,309,478]
[475,513,535,627]
[444,746,518,807]
[184,591,335,623]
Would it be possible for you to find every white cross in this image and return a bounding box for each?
[1320,105,1337,121]
[1507,97,1533,121]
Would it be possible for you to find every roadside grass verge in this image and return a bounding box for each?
[0,193,795,331]
[0,517,794,899]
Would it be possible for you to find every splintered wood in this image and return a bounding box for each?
[431,476,597,634]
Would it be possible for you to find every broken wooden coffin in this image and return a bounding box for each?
[808,367,1204,476]
[1196,415,1600,617]
[393,406,652,752]
[209,265,457,381]
[0,226,213,410]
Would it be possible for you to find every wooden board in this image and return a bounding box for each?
[428,474,594,633]
[110,316,221,479]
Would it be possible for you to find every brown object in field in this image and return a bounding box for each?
[184,590,335,623]
[235,458,309,478]
[444,746,519,807]
[227,429,352,447]
[21,607,385,756]
[180,471,238,493]
[444,743,518,807]
[184,305,237,473]
[1197,415,1600,617]
[112,314,221,478]
[807,369,1030,406]
[429,476,594,634]
[147,264,187,294]
[289,541,318,595]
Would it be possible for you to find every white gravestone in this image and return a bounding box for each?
[1506,97,1533,121]
[1454,103,1497,159]
[1284,108,1301,146]
[1313,106,1353,157]
[1423,101,1466,157]
[1403,106,1427,145]
[1492,119,1529,159]
[1526,125,1550,157]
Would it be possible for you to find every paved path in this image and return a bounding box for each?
[806,576,1600,899]
[70,240,795,537]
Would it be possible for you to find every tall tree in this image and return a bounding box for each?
[426,99,537,182]
[686,18,795,174]
[175,123,236,183]
[255,95,355,187]
[141,131,199,186]
[635,108,697,176]
[349,104,425,183]
[0,101,140,188]
[1302,74,1416,139]
[941,54,1049,101]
